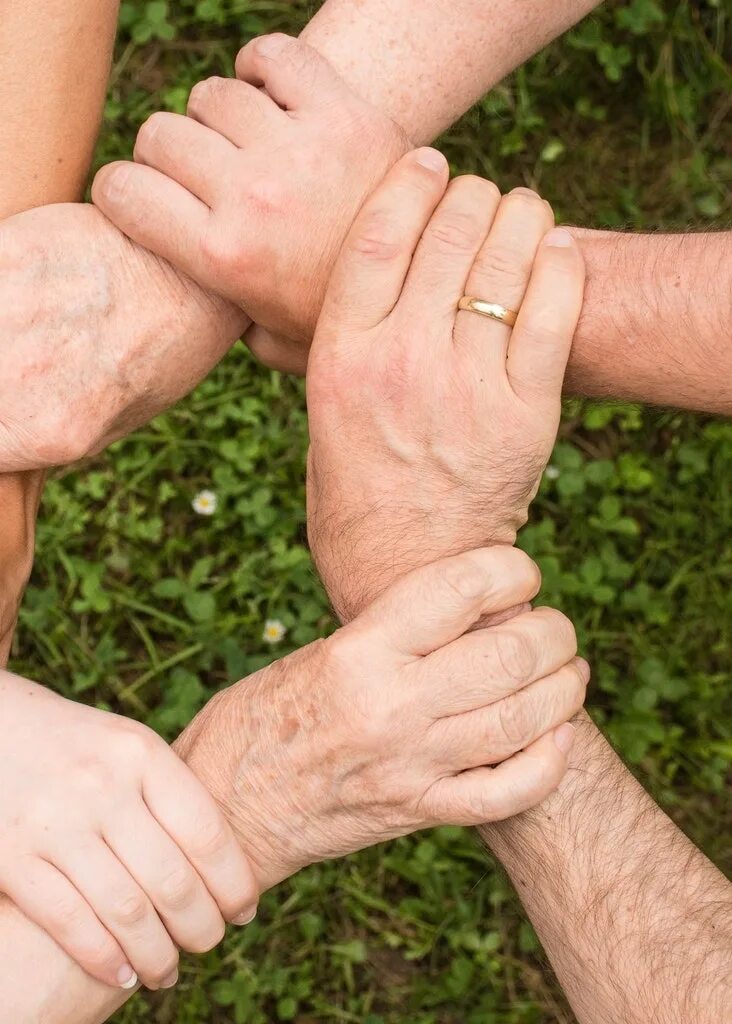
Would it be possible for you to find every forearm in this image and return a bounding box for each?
[566,229,732,414]
[0,0,120,216]
[481,711,732,1023]
[0,2,120,655]
[304,5,730,414]
[302,0,600,145]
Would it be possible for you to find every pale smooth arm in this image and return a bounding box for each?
[481,712,732,1023]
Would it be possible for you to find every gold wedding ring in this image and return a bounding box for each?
[458,296,518,327]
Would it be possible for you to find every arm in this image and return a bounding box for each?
[303,153,732,1016]
[0,549,583,1022]
[90,11,732,414]
[301,0,601,145]
[0,0,121,661]
[481,713,732,1023]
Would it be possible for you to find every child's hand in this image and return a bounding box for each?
[0,673,257,990]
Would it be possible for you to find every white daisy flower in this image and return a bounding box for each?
[544,465,560,480]
[262,619,287,645]
[192,489,217,516]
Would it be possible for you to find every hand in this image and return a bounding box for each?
[92,33,409,373]
[0,203,246,472]
[175,548,586,891]
[305,151,585,620]
[0,673,257,990]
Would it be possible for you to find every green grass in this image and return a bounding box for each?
[13,1,732,1020]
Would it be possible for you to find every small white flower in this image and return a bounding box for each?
[262,619,287,645]
[544,465,560,480]
[192,489,217,516]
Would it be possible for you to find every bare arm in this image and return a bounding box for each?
[301,0,601,145]
[93,1,732,415]
[481,713,732,1023]
[0,0,121,661]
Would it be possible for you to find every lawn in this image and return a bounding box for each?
[12,1,731,1021]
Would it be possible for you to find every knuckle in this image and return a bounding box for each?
[159,866,198,909]
[440,555,488,604]
[494,629,535,684]
[425,209,484,254]
[135,111,169,154]
[187,76,223,116]
[474,244,529,285]
[48,893,86,932]
[348,210,403,262]
[112,892,149,928]
[496,694,533,749]
[192,817,230,859]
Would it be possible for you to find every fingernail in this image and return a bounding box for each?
[543,227,574,248]
[576,657,591,684]
[510,186,539,198]
[255,33,290,57]
[554,722,576,754]
[160,969,179,990]
[415,147,447,173]
[117,965,138,990]
[232,907,257,926]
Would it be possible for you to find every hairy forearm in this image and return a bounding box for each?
[303,0,600,145]
[566,229,732,413]
[481,712,732,1023]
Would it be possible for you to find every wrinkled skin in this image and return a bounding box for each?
[305,154,586,620]
[175,548,586,892]
[0,203,246,471]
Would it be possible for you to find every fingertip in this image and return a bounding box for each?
[553,721,576,755]
[542,227,577,250]
[92,161,132,207]
[414,147,449,176]
[118,965,139,990]
[253,32,293,59]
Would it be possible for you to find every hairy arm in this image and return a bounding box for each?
[0,0,121,660]
[481,712,732,1023]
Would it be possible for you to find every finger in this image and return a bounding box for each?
[432,657,589,771]
[187,76,285,146]
[425,724,577,826]
[506,227,585,402]
[133,112,236,202]
[142,749,259,924]
[245,324,308,375]
[235,33,346,112]
[103,802,226,958]
[399,175,501,327]
[51,839,179,991]
[455,187,554,375]
[2,856,138,991]
[92,161,210,279]
[424,605,578,716]
[319,148,449,334]
[354,546,542,659]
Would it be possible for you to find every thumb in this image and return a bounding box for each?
[354,547,542,659]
